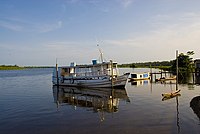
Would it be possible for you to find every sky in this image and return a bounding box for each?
[1,0,200,66]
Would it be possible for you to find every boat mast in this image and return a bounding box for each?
[97,44,103,63]
[176,50,178,91]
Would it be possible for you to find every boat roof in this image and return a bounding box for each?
[130,72,149,75]
[60,61,117,68]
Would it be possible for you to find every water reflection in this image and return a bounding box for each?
[129,79,150,86]
[53,86,130,121]
[195,74,200,85]
[190,96,200,119]
[178,72,200,85]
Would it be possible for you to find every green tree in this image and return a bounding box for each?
[171,51,195,73]
[130,63,135,68]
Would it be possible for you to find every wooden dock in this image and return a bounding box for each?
[150,71,174,81]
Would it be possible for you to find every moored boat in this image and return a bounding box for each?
[155,76,176,82]
[52,60,129,88]
[162,89,181,98]
[162,89,181,101]
[129,72,150,81]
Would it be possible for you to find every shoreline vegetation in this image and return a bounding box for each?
[0,62,171,71]
[0,65,54,70]
[118,61,172,71]
[119,51,195,73]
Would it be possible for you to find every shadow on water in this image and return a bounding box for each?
[177,72,200,86]
[178,71,192,84]
[52,86,130,121]
[195,73,200,85]
[190,96,200,120]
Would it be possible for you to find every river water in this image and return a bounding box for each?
[0,68,200,134]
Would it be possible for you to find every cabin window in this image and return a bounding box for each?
[143,74,148,77]
[113,63,117,68]
[131,74,137,78]
[62,68,67,72]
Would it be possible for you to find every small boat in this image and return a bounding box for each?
[162,89,181,100]
[129,72,150,81]
[156,76,176,82]
[52,60,129,88]
[162,93,181,101]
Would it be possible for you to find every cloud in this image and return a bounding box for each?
[35,21,63,33]
[43,41,98,63]
[150,12,200,29]
[0,20,23,31]
[119,0,135,8]
[102,12,200,62]
[0,16,63,33]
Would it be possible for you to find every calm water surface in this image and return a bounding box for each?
[0,68,200,134]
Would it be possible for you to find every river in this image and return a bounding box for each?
[0,68,200,134]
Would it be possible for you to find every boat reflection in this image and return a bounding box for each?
[53,86,130,115]
[129,79,150,87]
[190,96,200,119]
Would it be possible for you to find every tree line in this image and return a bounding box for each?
[118,51,195,73]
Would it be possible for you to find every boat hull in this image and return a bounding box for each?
[53,74,129,88]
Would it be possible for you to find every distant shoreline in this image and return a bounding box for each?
[0,65,54,70]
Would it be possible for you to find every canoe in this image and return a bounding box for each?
[156,76,176,82]
[162,89,181,98]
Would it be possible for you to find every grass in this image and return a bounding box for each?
[0,65,54,70]
[0,65,25,70]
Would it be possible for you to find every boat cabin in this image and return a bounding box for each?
[129,72,150,80]
[59,60,119,78]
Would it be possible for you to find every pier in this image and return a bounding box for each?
[150,71,174,81]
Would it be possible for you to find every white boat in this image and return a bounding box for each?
[129,72,150,81]
[52,60,129,88]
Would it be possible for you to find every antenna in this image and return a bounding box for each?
[97,44,104,63]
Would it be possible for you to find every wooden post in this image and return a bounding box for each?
[176,50,178,91]
[192,72,195,84]
[56,58,59,86]
[110,60,114,87]
[150,64,153,82]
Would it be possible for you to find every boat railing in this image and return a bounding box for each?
[75,70,109,77]
[66,69,118,77]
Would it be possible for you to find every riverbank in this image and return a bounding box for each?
[0,65,24,70]
[0,65,54,70]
